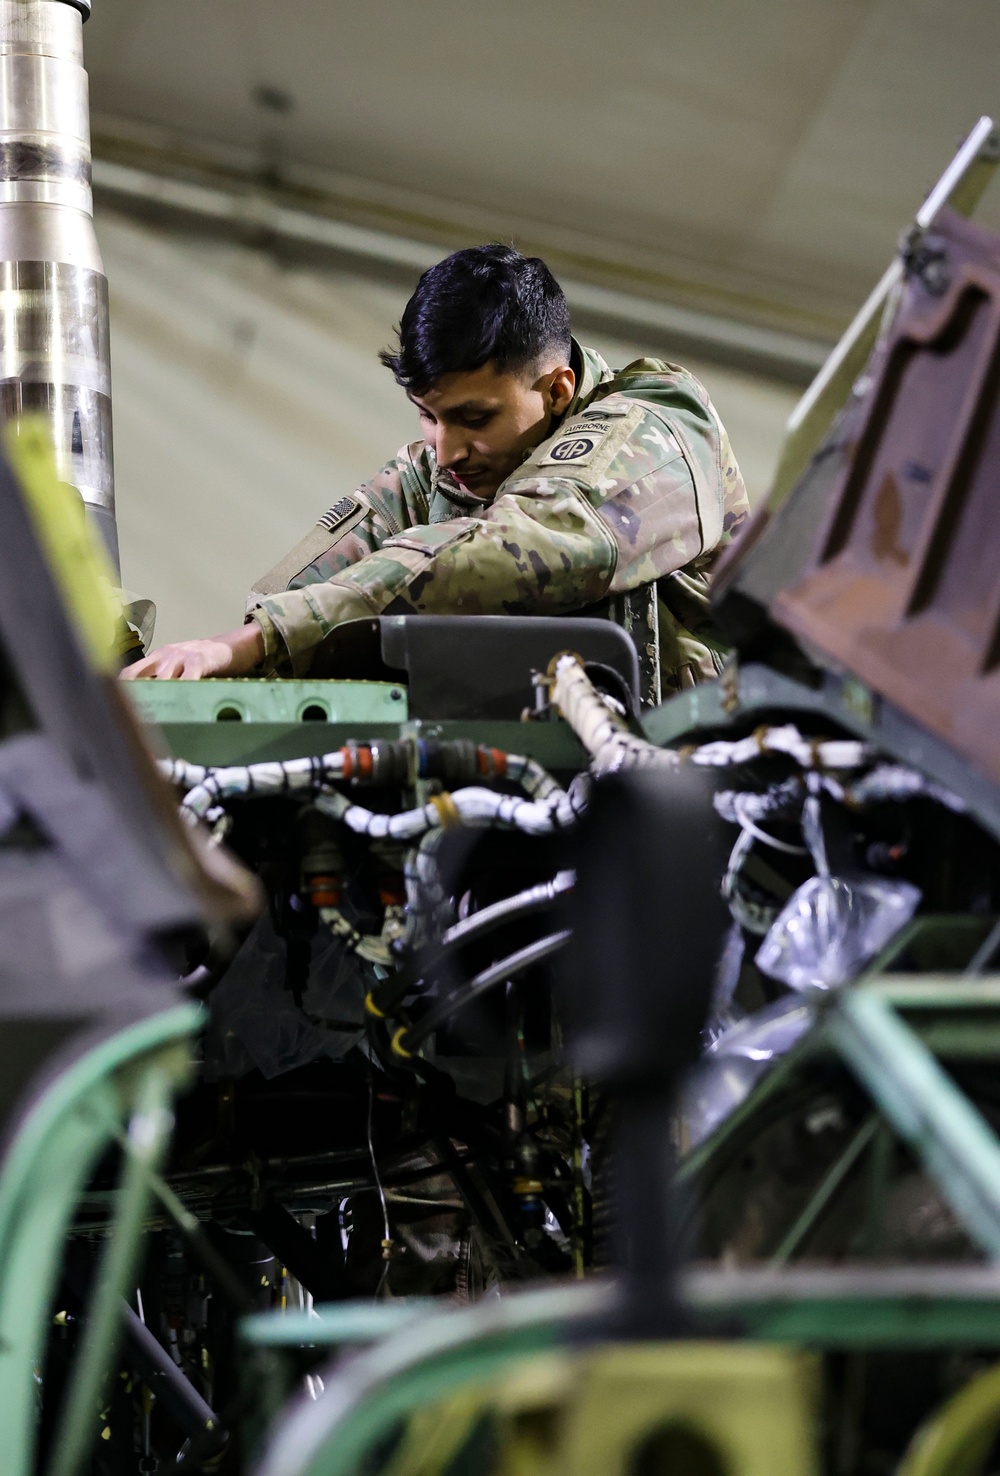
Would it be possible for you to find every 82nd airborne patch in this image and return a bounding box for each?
[537,401,645,475]
[548,434,597,463]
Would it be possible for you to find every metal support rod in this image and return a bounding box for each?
[770,1115,879,1266]
[861,1118,894,1260]
[829,990,1000,1260]
[109,1123,254,1314]
[0,0,117,571]
[120,1304,225,1452]
[242,1200,347,1303]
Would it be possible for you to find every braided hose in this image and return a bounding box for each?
[551,654,677,774]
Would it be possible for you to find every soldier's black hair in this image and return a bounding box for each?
[380,244,571,393]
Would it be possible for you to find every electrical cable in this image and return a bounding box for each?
[395,929,572,1056]
[731,794,809,855]
[368,871,575,1018]
[365,1032,392,1299]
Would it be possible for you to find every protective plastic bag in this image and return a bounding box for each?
[755,873,920,991]
[684,993,815,1146]
[755,787,920,993]
[704,920,746,1046]
[203,910,367,1080]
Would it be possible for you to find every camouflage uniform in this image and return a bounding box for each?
[248,342,749,696]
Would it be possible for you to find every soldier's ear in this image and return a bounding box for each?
[544,363,576,416]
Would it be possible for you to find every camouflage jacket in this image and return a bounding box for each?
[248,342,749,694]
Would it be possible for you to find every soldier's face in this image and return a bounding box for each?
[409,358,576,501]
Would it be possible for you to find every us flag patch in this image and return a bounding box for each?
[318,497,360,532]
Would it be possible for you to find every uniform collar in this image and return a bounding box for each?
[563,339,614,420]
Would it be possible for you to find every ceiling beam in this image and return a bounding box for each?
[92,154,831,385]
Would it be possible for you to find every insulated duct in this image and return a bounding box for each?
[0,0,117,572]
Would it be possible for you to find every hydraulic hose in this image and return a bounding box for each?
[162,744,569,825]
[438,871,575,953]
[551,654,876,776]
[551,653,676,774]
[368,871,575,1018]
[393,929,572,1057]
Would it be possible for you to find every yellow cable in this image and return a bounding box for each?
[391,1027,415,1059]
[429,792,462,829]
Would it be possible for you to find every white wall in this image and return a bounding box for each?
[100,210,798,647]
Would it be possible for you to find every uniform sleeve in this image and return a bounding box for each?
[250,384,747,678]
[250,480,619,676]
[565,371,749,590]
[245,444,431,607]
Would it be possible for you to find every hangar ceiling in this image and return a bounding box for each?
[84,0,1000,346]
[76,0,1000,641]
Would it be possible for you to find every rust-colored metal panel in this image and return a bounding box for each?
[771,209,1000,785]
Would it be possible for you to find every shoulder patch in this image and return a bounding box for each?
[546,433,601,466]
[536,402,646,476]
[318,496,361,533]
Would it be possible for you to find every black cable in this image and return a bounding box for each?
[371,873,573,1017]
[366,1025,392,1298]
[398,930,571,1054]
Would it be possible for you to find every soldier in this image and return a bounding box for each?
[122,244,749,696]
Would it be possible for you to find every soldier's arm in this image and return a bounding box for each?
[249,481,617,674]
[122,446,430,681]
[251,395,736,677]
[123,395,744,682]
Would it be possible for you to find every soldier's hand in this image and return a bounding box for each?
[120,622,265,680]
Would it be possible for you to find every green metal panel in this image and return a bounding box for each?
[146,722,404,767]
[827,990,1000,1260]
[131,700,587,770]
[125,678,408,727]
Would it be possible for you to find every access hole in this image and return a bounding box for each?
[301,703,329,722]
[215,705,244,722]
[629,1422,730,1476]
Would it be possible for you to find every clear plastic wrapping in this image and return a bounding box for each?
[755,789,920,993]
[684,994,814,1146]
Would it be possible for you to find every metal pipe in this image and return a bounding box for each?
[400,929,573,1053]
[121,1303,226,1453]
[91,156,830,384]
[0,0,117,571]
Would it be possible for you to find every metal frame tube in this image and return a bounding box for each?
[0,0,116,570]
